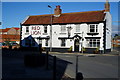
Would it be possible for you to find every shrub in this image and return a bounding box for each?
[82,47,86,52]
[42,47,45,51]
[94,47,100,54]
[68,46,72,52]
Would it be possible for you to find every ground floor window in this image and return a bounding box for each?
[61,39,66,47]
[86,39,100,47]
[45,39,49,46]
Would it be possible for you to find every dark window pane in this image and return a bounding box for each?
[61,39,65,46]
[90,29,94,32]
[26,27,29,32]
[44,26,47,33]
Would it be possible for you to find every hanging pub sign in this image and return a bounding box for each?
[31,26,41,35]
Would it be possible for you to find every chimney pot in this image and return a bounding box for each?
[54,5,62,16]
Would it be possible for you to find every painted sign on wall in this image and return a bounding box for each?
[31,26,41,35]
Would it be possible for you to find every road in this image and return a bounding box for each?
[51,53,119,78]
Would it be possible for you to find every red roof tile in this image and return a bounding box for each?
[0,28,11,32]
[0,34,20,39]
[14,28,20,30]
[23,10,106,25]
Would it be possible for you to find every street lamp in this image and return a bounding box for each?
[48,5,53,52]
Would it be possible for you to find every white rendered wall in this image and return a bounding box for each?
[21,22,105,51]
[104,12,112,49]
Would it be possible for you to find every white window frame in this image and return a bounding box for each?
[76,25,80,32]
[61,25,66,33]
[89,24,98,33]
[26,26,29,33]
[86,39,100,48]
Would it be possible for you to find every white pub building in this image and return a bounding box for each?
[20,1,112,53]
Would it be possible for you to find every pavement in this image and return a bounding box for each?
[47,49,120,56]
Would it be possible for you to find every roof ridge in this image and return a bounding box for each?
[29,10,105,17]
[62,10,105,15]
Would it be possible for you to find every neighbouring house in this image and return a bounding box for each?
[0,34,20,44]
[112,36,120,47]
[0,27,20,35]
[0,27,20,45]
[20,1,112,53]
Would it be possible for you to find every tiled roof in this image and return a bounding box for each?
[0,34,20,39]
[14,28,20,30]
[0,28,11,32]
[22,10,106,25]
[0,27,20,33]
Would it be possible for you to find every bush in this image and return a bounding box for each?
[42,47,45,51]
[68,46,72,52]
[82,47,86,52]
[94,47,100,54]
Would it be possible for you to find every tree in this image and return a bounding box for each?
[114,34,119,38]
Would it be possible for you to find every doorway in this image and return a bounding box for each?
[74,39,79,52]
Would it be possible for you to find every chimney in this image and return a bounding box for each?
[54,5,62,16]
[104,0,110,12]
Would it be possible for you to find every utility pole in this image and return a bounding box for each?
[81,32,84,54]
[76,55,78,80]
[48,5,52,52]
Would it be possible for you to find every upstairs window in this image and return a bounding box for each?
[61,25,66,32]
[89,24,98,33]
[44,25,47,33]
[26,26,29,32]
[76,25,80,32]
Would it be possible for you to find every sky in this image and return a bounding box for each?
[1,2,119,36]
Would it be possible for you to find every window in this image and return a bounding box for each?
[117,40,120,42]
[117,43,120,45]
[61,25,66,32]
[61,39,66,46]
[26,26,29,32]
[44,25,47,33]
[45,39,48,46]
[87,39,100,47]
[76,25,80,32]
[89,24,98,33]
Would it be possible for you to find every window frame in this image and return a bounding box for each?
[44,25,47,33]
[86,39,100,48]
[89,24,98,33]
[61,25,66,33]
[26,26,29,33]
[76,25,80,32]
